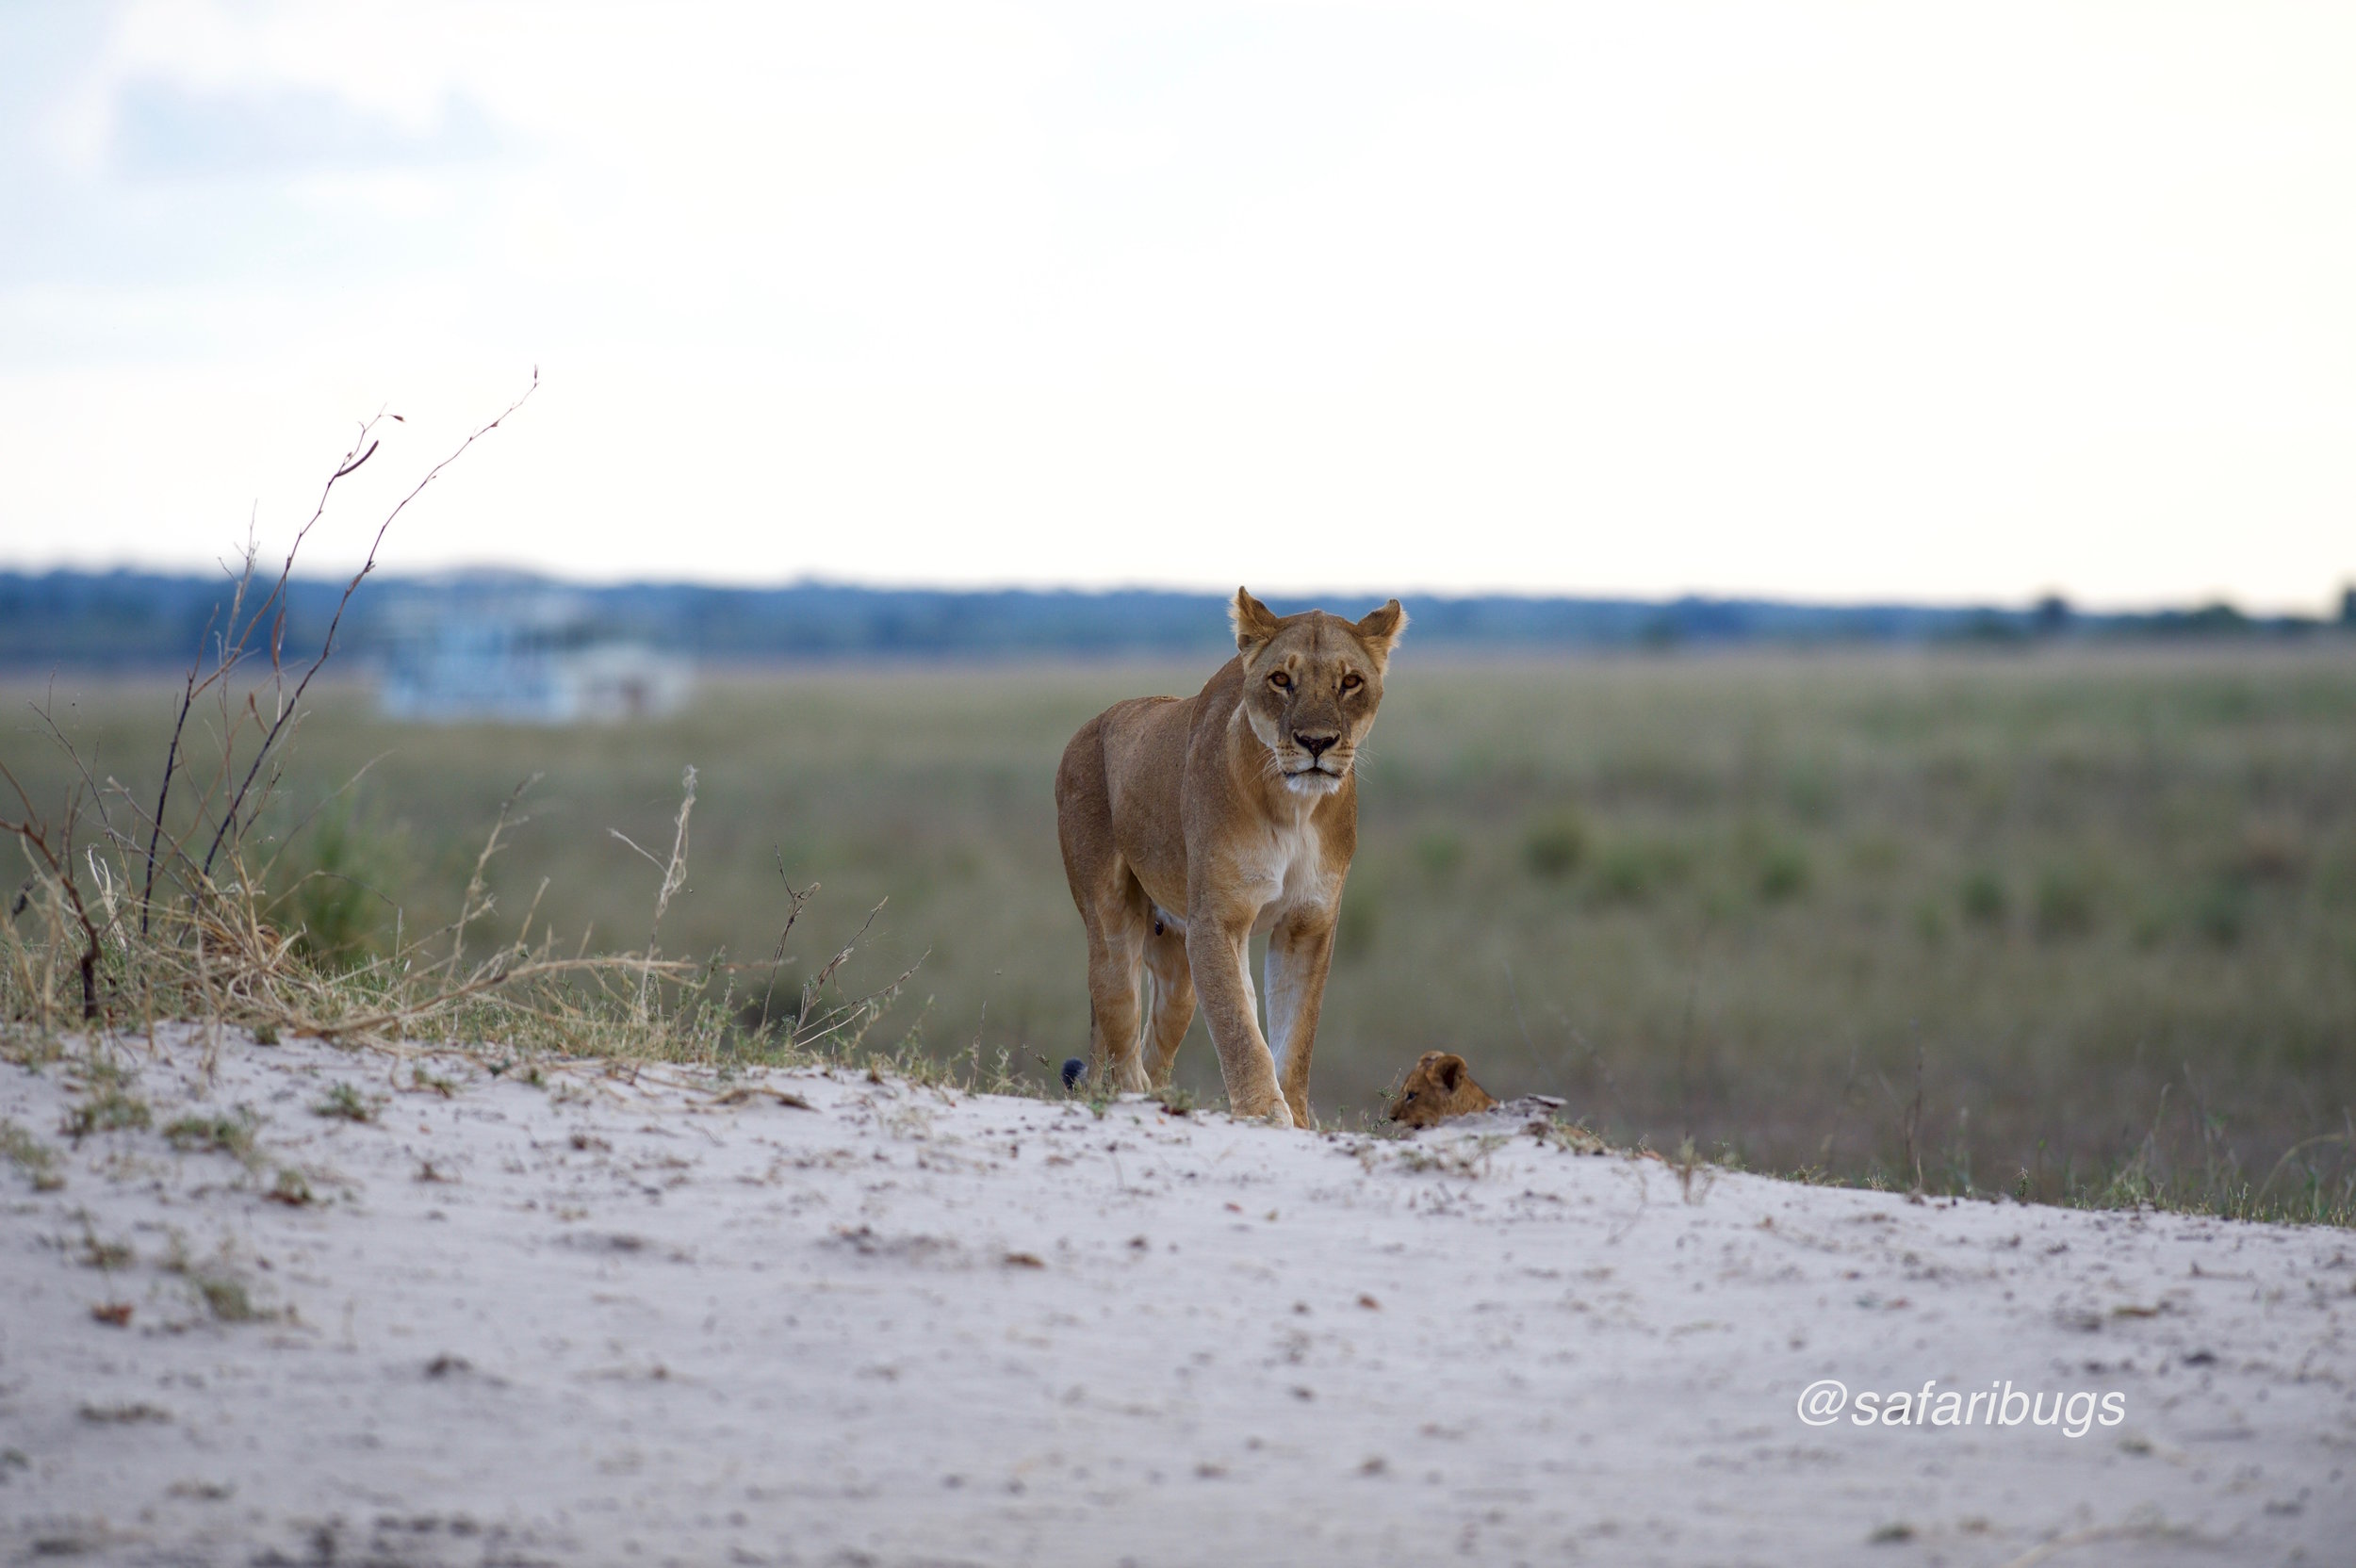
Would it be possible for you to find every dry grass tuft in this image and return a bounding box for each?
[0,382,939,1140]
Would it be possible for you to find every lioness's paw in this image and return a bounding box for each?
[1259,1102,1299,1130]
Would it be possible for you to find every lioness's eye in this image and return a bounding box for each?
[1269,671,1291,689]
[1341,673,1363,691]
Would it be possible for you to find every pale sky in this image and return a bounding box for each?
[2,1,2351,611]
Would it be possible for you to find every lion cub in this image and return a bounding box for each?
[1387,1051,1499,1128]
[1055,587,1407,1129]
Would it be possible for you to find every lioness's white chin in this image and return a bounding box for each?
[1282,769,1344,796]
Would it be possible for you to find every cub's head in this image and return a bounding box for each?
[1230,587,1407,798]
[1387,1051,1497,1128]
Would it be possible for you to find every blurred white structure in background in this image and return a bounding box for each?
[378,584,692,724]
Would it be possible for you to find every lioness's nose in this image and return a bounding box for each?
[1295,730,1338,758]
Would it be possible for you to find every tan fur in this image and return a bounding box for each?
[1387,1051,1498,1128]
[1054,588,1407,1128]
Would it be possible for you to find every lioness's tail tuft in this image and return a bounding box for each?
[1060,1057,1087,1091]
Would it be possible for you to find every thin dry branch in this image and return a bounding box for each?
[201,372,540,883]
[754,848,821,1035]
[792,897,889,1041]
[1,760,105,1020]
[139,600,222,932]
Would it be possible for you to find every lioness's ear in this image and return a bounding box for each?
[1231,587,1282,657]
[1356,598,1408,662]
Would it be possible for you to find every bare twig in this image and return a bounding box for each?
[755,849,821,1035]
[140,606,216,933]
[794,897,886,1039]
[201,374,539,883]
[0,760,105,1020]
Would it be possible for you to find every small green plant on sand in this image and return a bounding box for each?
[1,1119,63,1190]
[75,1220,134,1271]
[61,1087,150,1141]
[312,1083,378,1123]
[192,1274,261,1323]
[163,1109,261,1164]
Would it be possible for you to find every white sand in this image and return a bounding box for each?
[3,1027,2350,1566]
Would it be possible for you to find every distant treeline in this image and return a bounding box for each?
[3,568,2351,670]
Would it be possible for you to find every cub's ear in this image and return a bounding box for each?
[1434,1054,1464,1092]
[1231,587,1282,656]
[1356,598,1408,662]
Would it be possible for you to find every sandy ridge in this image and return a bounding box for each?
[2,1027,2351,1566]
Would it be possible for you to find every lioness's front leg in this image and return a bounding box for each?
[1265,906,1336,1129]
[1186,911,1291,1126]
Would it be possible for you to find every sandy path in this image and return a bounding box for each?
[2,1027,2350,1566]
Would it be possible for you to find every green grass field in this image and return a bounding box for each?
[9,643,2355,1212]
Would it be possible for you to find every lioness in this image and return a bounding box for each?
[1055,588,1406,1128]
